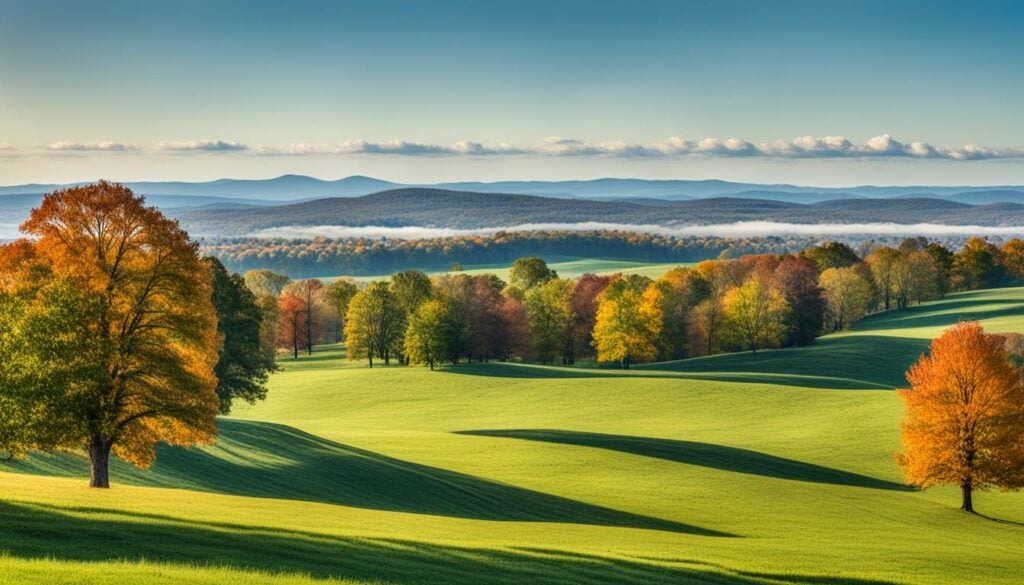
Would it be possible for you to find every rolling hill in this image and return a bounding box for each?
[175,188,1024,235]
[1,287,1023,584]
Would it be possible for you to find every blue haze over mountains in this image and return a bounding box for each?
[3,175,1024,209]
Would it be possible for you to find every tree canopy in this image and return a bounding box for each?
[1,182,221,487]
[898,322,1024,513]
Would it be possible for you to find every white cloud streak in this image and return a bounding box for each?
[44,141,137,151]
[248,221,1024,240]
[155,140,249,152]
[34,135,1024,160]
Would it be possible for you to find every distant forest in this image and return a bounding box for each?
[201,230,990,278]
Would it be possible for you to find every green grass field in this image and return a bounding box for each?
[343,257,690,283]
[2,287,1024,584]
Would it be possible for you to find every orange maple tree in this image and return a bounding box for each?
[13,181,221,487]
[897,321,1024,512]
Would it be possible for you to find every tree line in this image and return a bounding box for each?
[202,232,819,277]
[201,231,1015,279]
[250,235,1024,370]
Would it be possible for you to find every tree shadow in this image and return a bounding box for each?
[976,512,1024,528]
[0,501,902,585]
[0,419,724,536]
[441,360,894,390]
[456,430,910,492]
[444,289,1024,391]
[854,299,1024,333]
[641,335,930,389]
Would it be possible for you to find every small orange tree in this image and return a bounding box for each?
[10,181,220,488]
[897,321,1024,512]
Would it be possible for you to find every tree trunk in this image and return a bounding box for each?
[961,482,974,513]
[293,338,298,359]
[305,313,313,355]
[88,436,113,488]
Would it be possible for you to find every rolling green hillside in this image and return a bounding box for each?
[2,288,1024,584]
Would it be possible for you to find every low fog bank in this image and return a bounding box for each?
[248,221,1024,240]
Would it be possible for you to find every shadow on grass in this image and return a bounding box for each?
[443,290,1024,390]
[438,335,926,390]
[456,430,910,492]
[0,420,722,536]
[977,512,1024,528]
[854,299,1024,333]
[443,361,896,390]
[0,501,901,585]
[641,335,931,389]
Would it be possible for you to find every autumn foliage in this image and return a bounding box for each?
[897,321,1024,512]
[1,182,221,487]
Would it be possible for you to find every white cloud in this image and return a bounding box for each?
[44,141,136,151]
[156,140,249,152]
[35,135,1024,161]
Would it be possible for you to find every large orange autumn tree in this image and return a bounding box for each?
[897,321,1024,512]
[3,181,220,488]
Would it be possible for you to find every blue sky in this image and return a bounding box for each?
[1,0,1023,185]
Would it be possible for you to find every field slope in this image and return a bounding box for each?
[2,288,1024,584]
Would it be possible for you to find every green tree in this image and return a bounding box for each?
[524,278,573,364]
[510,256,558,291]
[345,282,405,367]
[205,257,277,415]
[803,242,860,272]
[391,270,433,315]
[391,270,433,362]
[0,262,100,461]
[925,243,954,298]
[404,298,462,370]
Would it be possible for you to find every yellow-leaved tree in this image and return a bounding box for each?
[592,275,662,369]
[722,275,788,353]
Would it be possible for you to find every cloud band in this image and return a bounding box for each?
[29,134,1024,161]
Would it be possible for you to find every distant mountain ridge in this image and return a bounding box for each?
[3,175,1024,205]
[173,188,1024,236]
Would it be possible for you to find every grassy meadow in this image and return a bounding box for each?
[2,287,1024,584]
[343,257,690,283]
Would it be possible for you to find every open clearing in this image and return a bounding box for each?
[2,288,1023,584]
